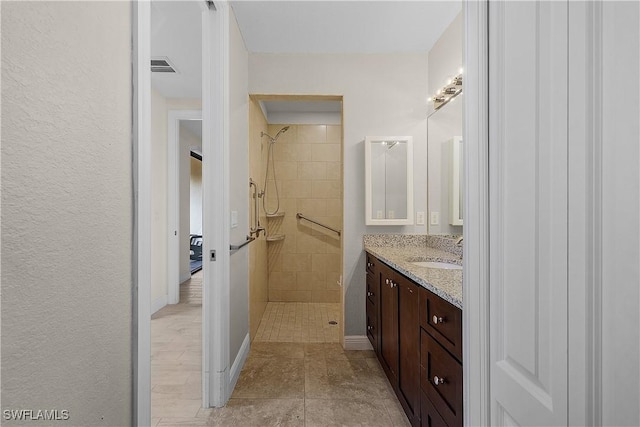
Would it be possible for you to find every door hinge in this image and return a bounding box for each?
[210,250,216,262]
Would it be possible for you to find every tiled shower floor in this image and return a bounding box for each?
[253,302,341,343]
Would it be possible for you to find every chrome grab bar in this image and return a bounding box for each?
[230,236,256,251]
[249,179,265,237]
[296,213,341,236]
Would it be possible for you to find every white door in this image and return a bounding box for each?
[488,1,568,424]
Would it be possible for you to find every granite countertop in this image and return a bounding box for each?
[364,235,463,309]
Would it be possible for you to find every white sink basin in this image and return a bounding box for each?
[411,261,462,270]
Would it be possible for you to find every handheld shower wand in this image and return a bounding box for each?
[260,126,290,144]
[260,126,290,215]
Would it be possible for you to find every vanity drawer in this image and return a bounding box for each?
[420,287,462,362]
[421,390,448,427]
[421,330,462,427]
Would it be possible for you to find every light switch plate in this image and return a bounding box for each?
[430,211,440,225]
[231,211,238,228]
[416,211,425,225]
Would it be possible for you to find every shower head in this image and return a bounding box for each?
[274,126,290,140]
[261,126,290,143]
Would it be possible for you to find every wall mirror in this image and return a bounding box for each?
[427,95,463,234]
[365,135,414,225]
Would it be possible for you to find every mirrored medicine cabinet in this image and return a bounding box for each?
[364,136,414,226]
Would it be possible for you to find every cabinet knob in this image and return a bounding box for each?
[385,278,389,285]
[432,315,444,324]
[367,291,374,297]
[367,325,373,331]
[433,376,446,386]
[367,262,373,267]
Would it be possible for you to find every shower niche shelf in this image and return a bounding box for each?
[266,234,285,242]
[266,212,285,218]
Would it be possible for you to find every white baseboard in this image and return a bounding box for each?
[344,335,373,351]
[151,295,167,315]
[228,333,250,392]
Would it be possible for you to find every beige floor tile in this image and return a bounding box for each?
[382,398,413,427]
[232,357,305,399]
[249,342,305,359]
[151,397,203,419]
[305,357,395,400]
[304,398,395,427]
[209,398,304,426]
[156,417,211,427]
[254,302,340,343]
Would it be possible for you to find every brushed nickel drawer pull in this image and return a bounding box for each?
[433,376,446,386]
[432,315,445,324]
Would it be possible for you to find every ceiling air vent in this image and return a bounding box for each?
[151,57,177,73]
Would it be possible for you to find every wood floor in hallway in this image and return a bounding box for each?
[150,273,409,426]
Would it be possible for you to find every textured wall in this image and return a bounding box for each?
[265,124,343,304]
[1,2,132,425]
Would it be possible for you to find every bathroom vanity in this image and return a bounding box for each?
[364,236,463,427]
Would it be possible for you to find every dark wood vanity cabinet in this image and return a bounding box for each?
[378,262,399,382]
[365,253,380,352]
[366,252,463,427]
[397,274,421,424]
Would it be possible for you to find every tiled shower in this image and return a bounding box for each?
[248,97,343,341]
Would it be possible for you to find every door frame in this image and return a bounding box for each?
[133,1,231,424]
[463,1,491,426]
[167,109,202,305]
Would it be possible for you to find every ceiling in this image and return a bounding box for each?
[150,1,461,104]
[151,1,202,99]
[230,1,462,54]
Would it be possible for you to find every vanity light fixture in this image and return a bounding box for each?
[428,72,463,111]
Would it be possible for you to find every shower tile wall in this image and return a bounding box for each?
[265,124,343,303]
[248,99,269,338]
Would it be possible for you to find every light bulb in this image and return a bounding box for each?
[459,67,464,74]
[447,79,452,85]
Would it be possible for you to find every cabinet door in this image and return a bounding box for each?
[365,253,380,352]
[379,262,398,382]
[397,275,420,422]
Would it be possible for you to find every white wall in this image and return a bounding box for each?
[150,88,201,308]
[179,124,201,283]
[151,88,169,306]
[428,11,463,103]
[190,157,203,235]
[249,53,429,335]
[2,2,132,424]
[229,9,250,365]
